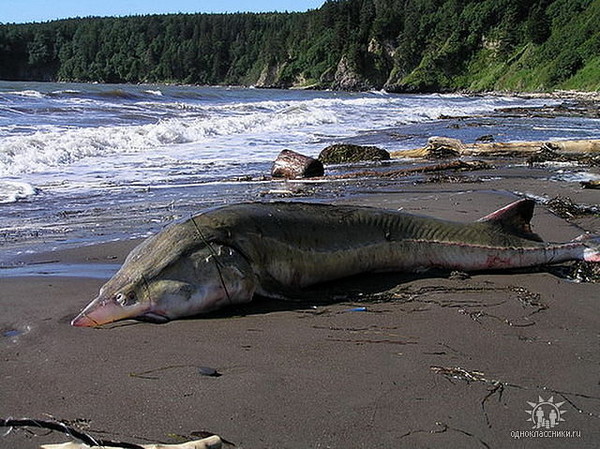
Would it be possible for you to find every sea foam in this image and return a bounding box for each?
[0,93,513,176]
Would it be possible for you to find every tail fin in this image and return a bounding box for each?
[574,234,600,262]
[478,199,543,242]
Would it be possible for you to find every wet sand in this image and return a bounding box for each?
[1,166,600,448]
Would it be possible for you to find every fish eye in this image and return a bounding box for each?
[115,291,136,306]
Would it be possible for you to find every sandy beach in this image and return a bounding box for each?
[1,160,599,449]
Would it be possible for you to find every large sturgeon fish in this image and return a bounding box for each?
[72,199,600,327]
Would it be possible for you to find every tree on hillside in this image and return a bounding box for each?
[0,0,597,91]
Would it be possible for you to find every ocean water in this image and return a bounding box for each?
[1,80,600,259]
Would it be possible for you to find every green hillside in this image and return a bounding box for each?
[1,0,598,92]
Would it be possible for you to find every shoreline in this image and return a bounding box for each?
[5,77,599,100]
[2,158,599,266]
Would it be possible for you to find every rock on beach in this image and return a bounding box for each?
[318,143,390,164]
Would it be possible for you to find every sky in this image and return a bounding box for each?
[1,0,326,24]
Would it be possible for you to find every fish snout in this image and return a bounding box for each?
[71,312,98,327]
[71,295,150,327]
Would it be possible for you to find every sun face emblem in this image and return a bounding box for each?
[526,396,566,429]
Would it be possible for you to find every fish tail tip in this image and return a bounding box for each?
[578,234,600,262]
[583,249,600,262]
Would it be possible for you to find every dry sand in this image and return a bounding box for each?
[1,167,599,449]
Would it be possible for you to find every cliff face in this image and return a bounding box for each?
[1,0,599,92]
[255,62,288,89]
[331,55,371,91]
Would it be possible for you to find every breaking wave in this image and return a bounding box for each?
[0,102,338,176]
[0,92,517,176]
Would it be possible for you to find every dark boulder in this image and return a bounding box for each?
[318,144,390,164]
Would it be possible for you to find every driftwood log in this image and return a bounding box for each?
[0,418,222,449]
[392,137,600,159]
[41,438,221,449]
[581,180,600,189]
[271,149,324,179]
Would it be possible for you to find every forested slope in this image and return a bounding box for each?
[0,0,598,92]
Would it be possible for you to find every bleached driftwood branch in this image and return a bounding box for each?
[393,137,600,159]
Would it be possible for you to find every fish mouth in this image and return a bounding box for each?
[71,311,169,327]
[136,312,170,324]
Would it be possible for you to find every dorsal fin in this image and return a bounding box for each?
[477,199,543,242]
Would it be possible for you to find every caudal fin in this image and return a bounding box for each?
[478,199,543,242]
[575,234,600,262]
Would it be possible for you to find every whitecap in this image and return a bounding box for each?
[0,181,38,204]
[6,90,44,98]
[50,89,82,95]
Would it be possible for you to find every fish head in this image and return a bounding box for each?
[70,281,155,327]
[71,243,256,327]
